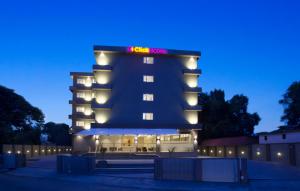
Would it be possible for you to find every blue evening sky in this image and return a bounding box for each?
[0,0,299,133]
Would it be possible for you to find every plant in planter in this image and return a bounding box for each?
[168,147,176,158]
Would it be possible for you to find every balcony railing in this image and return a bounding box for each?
[69,113,95,120]
[183,104,202,111]
[183,68,202,75]
[92,83,112,90]
[93,65,113,71]
[70,98,92,105]
[183,85,202,93]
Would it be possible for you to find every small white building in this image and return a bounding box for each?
[259,130,300,144]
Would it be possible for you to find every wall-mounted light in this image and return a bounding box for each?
[210,150,213,153]
[203,149,206,153]
[7,150,11,154]
[228,150,232,155]
[17,150,21,154]
[134,136,138,144]
[277,152,282,157]
[97,52,109,66]
[218,150,222,154]
[186,57,197,70]
[256,151,261,156]
[156,136,161,145]
[241,151,245,155]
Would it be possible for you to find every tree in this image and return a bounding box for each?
[43,122,72,146]
[198,89,260,139]
[0,85,44,144]
[279,81,300,129]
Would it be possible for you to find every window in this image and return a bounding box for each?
[143,94,154,101]
[76,121,84,127]
[143,113,153,120]
[76,107,85,113]
[77,78,85,84]
[264,136,268,141]
[143,75,154,83]
[143,57,154,64]
[282,134,286,139]
[77,92,85,98]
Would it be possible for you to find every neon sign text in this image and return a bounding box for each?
[127,46,168,54]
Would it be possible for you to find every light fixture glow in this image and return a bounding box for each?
[186,57,197,70]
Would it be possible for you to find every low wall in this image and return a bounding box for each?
[1,144,72,158]
[154,158,247,183]
[57,155,96,174]
[199,142,300,167]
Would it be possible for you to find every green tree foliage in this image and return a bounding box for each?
[279,81,300,129]
[198,89,260,139]
[43,122,72,146]
[0,85,44,144]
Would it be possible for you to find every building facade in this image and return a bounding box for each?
[70,45,202,153]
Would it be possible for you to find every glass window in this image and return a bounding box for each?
[143,75,154,83]
[76,121,84,127]
[142,113,153,120]
[143,94,154,101]
[143,57,154,64]
[76,107,85,113]
[76,92,85,98]
[77,78,85,84]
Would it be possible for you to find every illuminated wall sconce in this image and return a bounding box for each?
[7,150,11,154]
[210,150,213,153]
[156,136,161,145]
[84,77,92,87]
[203,149,206,153]
[35,150,38,153]
[256,151,261,156]
[186,57,197,70]
[241,151,245,155]
[277,152,282,157]
[193,135,198,145]
[26,150,30,153]
[17,150,21,154]
[54,149,56,152]
[218,150,222,154]
[197,149,200,152]
[228,150,232,155]
[77,135,82,139]
[97,52,109,66]
[134,136,138,144]
[42,150,45,153]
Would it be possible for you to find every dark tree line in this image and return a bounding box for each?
[0,85,71,145]
[198,90,260,139]
[279,81,300,130]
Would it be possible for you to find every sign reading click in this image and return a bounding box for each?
[127,46,168,54]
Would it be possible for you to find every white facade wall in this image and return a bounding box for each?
[259,132,300,144]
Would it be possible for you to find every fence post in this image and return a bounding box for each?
[266,144,271,161]
[289,144,296,166]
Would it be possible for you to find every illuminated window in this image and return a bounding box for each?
[143,75,154,82]
[143,94,154,101]
[143,57,154,64]
[76,121,84,127]
[77,78,85,84]
[77,92,85,98]
[76,107,85,113]
[142,113,153,120]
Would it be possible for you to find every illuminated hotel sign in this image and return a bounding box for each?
[127,46,168,54]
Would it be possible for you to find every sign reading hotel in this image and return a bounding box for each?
[127,46,168,54]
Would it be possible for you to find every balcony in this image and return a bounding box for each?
[91,99,112,109]
[183,104,202,111]
[69,113,95,120]
[69,84,92,92]
[93,65,113,71]
[92,83,112,90]
[183,69,202,76]
[183,85,202,93]
[70,98,92,105]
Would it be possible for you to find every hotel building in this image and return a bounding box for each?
[70,45,202,153]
